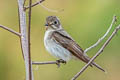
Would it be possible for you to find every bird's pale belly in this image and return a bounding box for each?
[44,36,72,61]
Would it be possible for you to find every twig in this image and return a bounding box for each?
[71,25,120,80]
[40,4,64,13]
[32,61,58,65]
[24,0,45,10]
[23,0,26,7]
[32,60,66,67]
[28,0,32,80]
[84,16,117,53]
[24,0,64,13]
[17,0,34,80]
[0,25,21,36]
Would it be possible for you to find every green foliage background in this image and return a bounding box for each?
[0,0,120,80]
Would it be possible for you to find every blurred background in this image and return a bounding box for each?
[0,0,120,80]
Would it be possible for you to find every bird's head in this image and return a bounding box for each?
[45,16,62,30]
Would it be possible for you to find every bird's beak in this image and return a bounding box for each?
[45,23,48,26]
[45,23,49,30]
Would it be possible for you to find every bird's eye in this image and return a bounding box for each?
[54,21,57,24]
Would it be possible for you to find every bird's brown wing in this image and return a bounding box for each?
[52,30,105,72]
[52,30,90,63]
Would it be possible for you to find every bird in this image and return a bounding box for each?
[44,16,105,72]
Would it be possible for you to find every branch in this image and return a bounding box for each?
[28,0,32,41]
[24,0,45,10]
[23,0,26,7]
[39,4,64,13]
[28,0,33,80]
[84,16,117,53]
[0,25,21,36]
[32,60,66,67]
[71,25,120,80]
[24,0,64,13]
[17,0,34,80]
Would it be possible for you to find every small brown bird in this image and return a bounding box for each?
[44,16,105,72]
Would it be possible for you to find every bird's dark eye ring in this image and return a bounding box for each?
[54,21,57,24]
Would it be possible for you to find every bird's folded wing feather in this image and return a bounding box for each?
[52,30,106,71]
[52,30,90,63]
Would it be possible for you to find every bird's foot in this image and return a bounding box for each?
[56,59,66,68]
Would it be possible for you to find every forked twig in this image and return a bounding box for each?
[84,16,117,53]
[72,25,120,80]
[0,25,21,36]
[24,0,63,13]
[24,0,45,10]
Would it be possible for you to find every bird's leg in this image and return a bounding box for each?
[58,59,67,64]
[56,59,67,68]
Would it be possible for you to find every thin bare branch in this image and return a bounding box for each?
[17,0,34,80]
[23,0,26,7]
[84,16,117,53]
[24,0,45,10]
[24,0,64,13]
[28,0,32,80]
[0,25,21,36]
[39,4,64,13]
[32,61,58,65]
[32,60,66,67]
[71,25,120,80]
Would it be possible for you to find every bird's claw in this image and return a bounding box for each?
[56,59,66,68]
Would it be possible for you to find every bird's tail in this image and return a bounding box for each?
[92,62,105,72]
[83,54,105,72]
